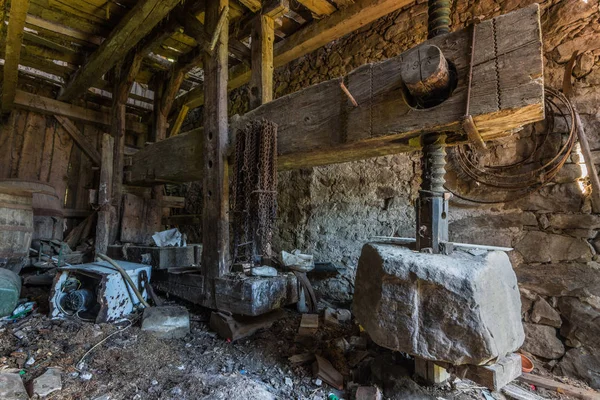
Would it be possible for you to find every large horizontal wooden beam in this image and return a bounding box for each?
[128,5,543,185]
[14,90,147,135]
[58,0,182,102]
[172,0,409,112]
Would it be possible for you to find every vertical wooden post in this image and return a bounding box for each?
[415,357,450,384]
[249,14,274,110]
[95,133,114,256]
[110,53,142,242]
[202,0,229,305]
[1,0,30,113]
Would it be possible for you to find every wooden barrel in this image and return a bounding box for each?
[0,180,64,240]
[0,186,33,273]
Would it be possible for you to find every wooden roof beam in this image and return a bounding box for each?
[58,0,182,102]
[173,0,408,112]
[128,5,544,185]
[2,0,30,113]
[14,89,147,134]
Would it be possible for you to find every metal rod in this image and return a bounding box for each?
[371,237,513,252]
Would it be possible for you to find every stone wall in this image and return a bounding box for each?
[183,0,600,388]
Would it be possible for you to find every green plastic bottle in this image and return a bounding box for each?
[0,269,22,317]
[327,394,339,400]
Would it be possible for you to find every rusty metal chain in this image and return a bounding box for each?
[232,119,278,264]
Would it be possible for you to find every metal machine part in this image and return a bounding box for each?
[63,289,94,312]
[50,260,151,322]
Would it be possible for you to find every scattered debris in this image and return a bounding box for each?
[281,250,314,272]
[33,367,62,397]
[324,307,352,326]
[209,310,283,341]
[141,306,190,339]
[356,385,383,400]
[0,372,28,400]
[313,354,344,390]
[298,313,319,336]
[250,266,278,277]
[152,228,186,247]
[518,373,600,400]
[502,383,546,400]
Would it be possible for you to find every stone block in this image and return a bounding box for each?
[522,323,565,359]
[531,298,562,328]
[33,367,62,397]
[558,297,600,349]
[141,306,190,339]
[353,244,524,365]
[0,373,28,400]
[516,262,600,297]
[514,231,592,263]
[557,347,600,390]
[356,386,383,400]
[547,213,600,230]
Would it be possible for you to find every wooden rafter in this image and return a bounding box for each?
[172,0,408,112]
[58,0,182,102]
[2,0,30,113]
[14,90,147,134]
[297,0,336,17]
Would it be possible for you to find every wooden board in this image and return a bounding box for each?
[119,193,162,244]
[518,374,600,400]
[127,5,544,185]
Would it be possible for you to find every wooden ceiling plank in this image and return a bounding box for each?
[2,0,31,113]
[23,30,79,55]
[25,14,104,45]
[296,0,336,17]
[58,0,182,102]
[28,2,109,37]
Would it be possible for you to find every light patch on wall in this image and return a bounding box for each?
[575,143,590,194]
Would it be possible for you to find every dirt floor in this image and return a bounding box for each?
[0,297,594,400]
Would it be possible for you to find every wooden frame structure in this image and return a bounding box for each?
[0,0,545,309]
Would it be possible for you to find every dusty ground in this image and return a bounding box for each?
[0,300,592,400]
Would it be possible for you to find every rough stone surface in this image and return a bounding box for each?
[141,306,190,339]
[530,297,562,328]
[0,373,28,400]
[514,231,592,263]
[353,244,524,365]
[33,367,62,397]
[557,297,600,349]
[557,347,600,390]
[515,262,600,297]
[521,323,565,359]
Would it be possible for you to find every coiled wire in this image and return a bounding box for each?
[445,87,577,204]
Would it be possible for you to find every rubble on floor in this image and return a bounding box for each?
[0,300,596,400]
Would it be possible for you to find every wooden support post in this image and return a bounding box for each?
[1,0,30,113]
[202,0,230,306]
[169,105,189,138]
[249,14,275,110]
[111,54,143,204]
[95,133,115,256]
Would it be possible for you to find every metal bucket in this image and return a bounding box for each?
[0,186,33,273]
